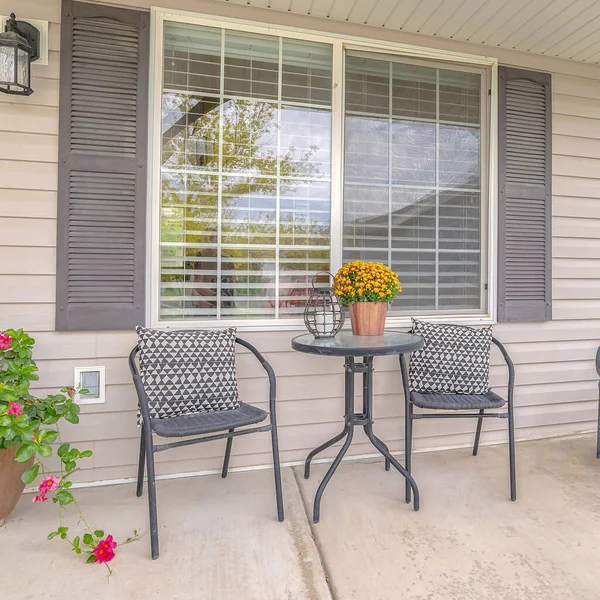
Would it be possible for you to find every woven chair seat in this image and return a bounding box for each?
[150,402,268,438]
[411,390,505,411]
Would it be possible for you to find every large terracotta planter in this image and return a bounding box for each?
[349,302,387,336]
[0,446,32,526]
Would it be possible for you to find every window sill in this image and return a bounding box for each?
[150,313,496,332]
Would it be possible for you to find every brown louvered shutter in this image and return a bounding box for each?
[56,1,149,331]
[497,66,552,322]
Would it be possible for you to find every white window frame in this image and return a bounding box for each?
[148,7,498,331]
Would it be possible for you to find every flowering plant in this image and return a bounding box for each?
[334,261,402,305]
[0,329,139,573]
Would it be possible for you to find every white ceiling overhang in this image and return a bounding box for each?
[210,0,600,65]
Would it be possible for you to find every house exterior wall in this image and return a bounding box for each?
[1,0,600,483]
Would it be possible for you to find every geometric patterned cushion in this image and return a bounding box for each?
[135,327,240,421]
[408,319,492,395]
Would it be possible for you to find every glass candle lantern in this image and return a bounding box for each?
[304,272,345,339]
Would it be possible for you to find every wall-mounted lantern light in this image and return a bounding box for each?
[0,13,39,96]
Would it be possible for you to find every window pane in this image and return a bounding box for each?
[282,39,332,106]
[160,23,332,321]
[224,31,279,100]
[345,55,389,115]
[345,116,389,184]
[439,69,480,124]
[163,24,221,95]
[343,53,485,314]
[222,99,279,176]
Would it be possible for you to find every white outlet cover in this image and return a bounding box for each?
[1,16,49,66]
[74,366,106,405]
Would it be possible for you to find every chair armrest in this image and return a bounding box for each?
[129,345,152,423]
[492,337,515,404]
[236,337,277,420]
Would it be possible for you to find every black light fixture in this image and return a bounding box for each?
[0,13,39,96]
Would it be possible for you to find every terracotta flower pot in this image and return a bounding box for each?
[349,302,387,336]
[0,446,32,526]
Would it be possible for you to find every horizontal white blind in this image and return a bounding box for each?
[160,24,332,320]
[343,53,484,314]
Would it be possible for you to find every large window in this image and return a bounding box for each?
[160,24,332,321]
[343,53,486,314]
[154,18,491,325]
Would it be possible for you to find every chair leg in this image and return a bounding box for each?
[136,426,145,497]
[405,403,413,504]
[473,409,484,456]
[222,429,234,478]
[144,429,160,559]
[508,403,517,502]
[597,382,600,459]
[270,424,284,522]
[380,439,391,472]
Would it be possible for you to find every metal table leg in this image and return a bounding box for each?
[304,426,350,480]
[362,355,419,511]
[308,355,420,523]
[312,356,355,523]
[399,353,413,504]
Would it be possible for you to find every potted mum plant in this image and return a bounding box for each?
[334,261,402,336]
[0,328,138,572]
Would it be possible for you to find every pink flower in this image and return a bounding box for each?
[6,402,23,416]
[0,333,12,350]
[32,475,61,504]
[67,387,76,397]
[39,475,61,494]
[91,535,117,564]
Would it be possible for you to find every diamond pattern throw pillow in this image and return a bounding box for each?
[409,319,492,395]
[136,327,240,420]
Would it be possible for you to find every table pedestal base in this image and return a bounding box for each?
[305,355,420,523]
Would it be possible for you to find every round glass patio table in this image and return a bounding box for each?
[291,330,424,523]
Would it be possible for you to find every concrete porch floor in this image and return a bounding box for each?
[2,434,600,600]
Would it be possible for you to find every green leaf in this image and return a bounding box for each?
[14,443,36,462]
[64,461,76,473]
[83,533,93,545]
[86,555,95,564]
[94,530,104,538]
[72,536,80,548]
[61,449,77,462]
[21,463,40,484]
[64,413,79,425]
[57,526,69,534]
[38,444,53,458]
[79,450,93,459]
[47,531,59,540]
[42,430,58,444]
[54,490,75,505]
[57,443,70,457]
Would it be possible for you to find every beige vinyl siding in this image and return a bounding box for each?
[1,0,600,483]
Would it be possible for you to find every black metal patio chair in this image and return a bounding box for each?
[400,330,516,503]
[129,333,284,560]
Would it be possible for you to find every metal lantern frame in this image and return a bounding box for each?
[304,271,345,339]
[0,13,40,96]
